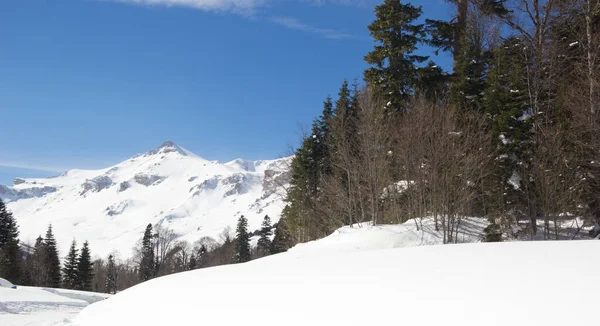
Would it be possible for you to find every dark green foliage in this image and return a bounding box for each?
[256,215,272,257]
[106,254,118,294]
[187,253,197,271]
[271,216,294,254]
[62,240,79,289]
[76,241,93,291]
[483,37,533,219]
[43,225,62,288]
[450,31,488,113]
[364,0,428,110]
[0,199,20,283]
[139,224,155,281]
[234,215,250,263]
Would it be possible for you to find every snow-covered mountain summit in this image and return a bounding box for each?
[0,141,291,257]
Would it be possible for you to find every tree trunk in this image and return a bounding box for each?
[586,0,596,114]
[454,0,469,70]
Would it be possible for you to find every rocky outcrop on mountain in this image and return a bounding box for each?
[81,176,113,195]
[0,185,57,202]
[134,174,166,187]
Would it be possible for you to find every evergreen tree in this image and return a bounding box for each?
[364,0,428,110]
[483,36,533,224]
[187,253,197,271]
[234,215,250,263]
[256,215,272,257]
[76,241,93,291]
[271,216,294,254]
[106,254,118,294]
[61,240,79,289]
[25,236,45,286]
[43,225,61,288]
[0,199,21,283]
[139,224,155,281]
[195,244,207,269]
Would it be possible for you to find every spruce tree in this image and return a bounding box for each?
[43,225,61,288]
[139,224,155,281]
[271,216,294,254]
[234,215,250,263]
[0,199,21,283]
[187,253,197,271]
[76,241,93,291]
[106,254,118,294]
[364,0,428,110]
[256,215,272,257]
[25,235,45,286]
[61,240,79,289]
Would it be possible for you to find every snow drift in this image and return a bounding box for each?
[75,234,599,326]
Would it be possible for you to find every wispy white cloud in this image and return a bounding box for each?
[269,16,352,40]
[0,162,66,173]
[107,0,357,39]
[111,0,267,14]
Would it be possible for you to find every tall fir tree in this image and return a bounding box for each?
[76,241,93,291]
[139,224,155,281]
[271,216,294,254]
[483,36,533,227]
[0,199,21,283]
[106,254,118,294]
[364,0,428,110]
[43,224,62,288]
[187,253,197,271]
[61,240,79,289]
[256,215,272,257]
[234,215,250,263]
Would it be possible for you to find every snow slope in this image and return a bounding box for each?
[0,141,290,257]
[0,287,110,326]
[75,236,600,326]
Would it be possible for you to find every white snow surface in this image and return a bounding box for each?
[0,141,290,257]
[75,228,599,326]
[0,287,110,326]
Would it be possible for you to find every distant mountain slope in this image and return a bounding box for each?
[0,141,290,257]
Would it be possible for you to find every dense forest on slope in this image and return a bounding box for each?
[280,0,600,246]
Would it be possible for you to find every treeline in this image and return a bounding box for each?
[84,214,293,294]
[2,198,293,292]
[0,199,94,290]
[282,0,600,244]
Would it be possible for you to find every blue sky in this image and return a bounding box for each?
[0,0,452,185]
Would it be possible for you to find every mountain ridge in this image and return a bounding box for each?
[0,141,291,258]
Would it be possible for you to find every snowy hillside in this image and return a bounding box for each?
[0,286,110,326]
[0,141,290,257]
[74,231,600,326]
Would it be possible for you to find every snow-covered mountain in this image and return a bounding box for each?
[0,141,291,257]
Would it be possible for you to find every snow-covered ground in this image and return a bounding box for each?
[73,219,598,326]
[0,287,110,326]
[0,141,290,257]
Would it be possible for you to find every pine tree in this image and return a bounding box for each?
[0,199,21,283]
[106,254,118,294]
[256,215,272,257]
[271,216,294,254]
[61,240,79,289]
[364,0,428,110]
[139,224,155,281]
[76,241,93,291]
[234,215,250,263]
[43,225,61,288]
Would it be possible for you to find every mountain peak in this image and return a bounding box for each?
[142,140,192,158]
[159,140,178,149]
